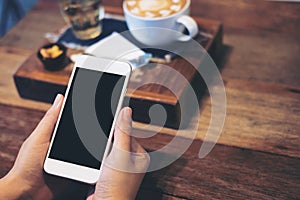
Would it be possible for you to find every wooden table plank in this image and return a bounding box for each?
[189,0,300,37]
[139,133,300,200]
[197,78,300,158]
[190,0,300,86]
[221,32,300,86]
[131,77,300,159]
[0,46,50,111]
[1,44,299,158]
[0,105,299,199]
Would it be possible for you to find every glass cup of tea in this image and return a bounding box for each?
[59,0,104,40]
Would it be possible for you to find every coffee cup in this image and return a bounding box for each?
[123,0,198,46]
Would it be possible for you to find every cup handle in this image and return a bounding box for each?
[176,15,199,42]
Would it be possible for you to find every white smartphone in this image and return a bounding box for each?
[44,55,132,184]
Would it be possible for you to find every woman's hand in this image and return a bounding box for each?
[0,94,64,199]
[86,107,150,200]
[0,94,149,200]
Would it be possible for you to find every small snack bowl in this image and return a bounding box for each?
[37,43,68,71]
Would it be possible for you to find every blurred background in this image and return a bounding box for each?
[0,0,39,37]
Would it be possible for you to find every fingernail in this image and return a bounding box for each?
[118,107,132,133]
[52,94,62,108]
[126,107,132,117]
[123,107,132,121]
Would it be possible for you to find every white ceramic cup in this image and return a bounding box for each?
[123,0,198,46]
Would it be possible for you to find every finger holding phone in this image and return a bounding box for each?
[0,100,148,200]
[44,56,133,184]
[87,107,150,200]
[0,56,150,199]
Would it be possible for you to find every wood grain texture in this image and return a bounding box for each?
[3,46,299,159]
[131,77,300,159]
[197,78,300,158]
[10,37,300,158]
[138,132,300,200]
[0,46,50,111]
[0,105,299,200]
[188,0,300,86]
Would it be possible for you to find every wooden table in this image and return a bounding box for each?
[0,0,299,199]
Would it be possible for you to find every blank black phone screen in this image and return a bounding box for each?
[49,67,126,169]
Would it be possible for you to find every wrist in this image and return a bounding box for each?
[0,172,30,200]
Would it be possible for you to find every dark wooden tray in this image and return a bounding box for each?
[14,8,223,129]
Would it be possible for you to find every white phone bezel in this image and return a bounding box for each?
[44,55,132,184]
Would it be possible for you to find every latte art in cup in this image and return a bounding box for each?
[125,0,187,18]
[123,0,198,46]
